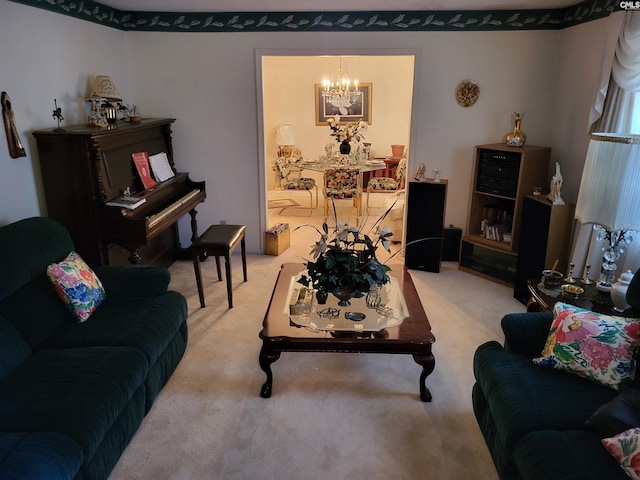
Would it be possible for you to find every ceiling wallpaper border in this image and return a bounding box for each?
[9,0,618,32]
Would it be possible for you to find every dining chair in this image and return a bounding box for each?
[323,167,362,217]
[365,157,407,211]
[273,157,318,215]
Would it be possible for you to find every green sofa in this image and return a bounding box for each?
[0,217,189,479]
[473,273,640,480]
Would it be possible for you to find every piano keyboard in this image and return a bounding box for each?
[147,189,202,228]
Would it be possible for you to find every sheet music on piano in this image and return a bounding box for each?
[149,152,176,182]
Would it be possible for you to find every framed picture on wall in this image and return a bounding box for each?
[314,82,372,126]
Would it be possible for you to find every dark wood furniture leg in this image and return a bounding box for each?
[413,354,435,402]
[193,254,205,308]
[259,346,280,398]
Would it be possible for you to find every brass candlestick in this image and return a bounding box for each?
[564,263,576,283]
[582,264,594,285]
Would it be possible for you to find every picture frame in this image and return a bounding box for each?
[315,82,372,126]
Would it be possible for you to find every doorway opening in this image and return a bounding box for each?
[256,51,420,258]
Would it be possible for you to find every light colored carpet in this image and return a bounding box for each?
[108,223,525,479]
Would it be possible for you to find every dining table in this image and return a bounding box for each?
[299,157,388,187]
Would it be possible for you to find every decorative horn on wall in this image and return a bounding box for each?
[1,91,26,158]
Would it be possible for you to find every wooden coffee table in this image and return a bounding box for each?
[259,263,436,402]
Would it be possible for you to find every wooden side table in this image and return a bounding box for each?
[526,278,638,317]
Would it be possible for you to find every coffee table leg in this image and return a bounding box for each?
[413,354,435,402]
[259,346,280,398]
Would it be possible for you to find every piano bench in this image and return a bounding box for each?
[192,224,247,309]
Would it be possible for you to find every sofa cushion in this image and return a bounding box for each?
[533,302,640,389]
[588,387,640,437]
[0,273,74,350]
[47,251,106,323]
[513,430,628,480]
[39,291,187,365]
[0,346,148,463]
[602,427,640,479]
[0,217,74,302]
[0,432,83,480]
[0,317,31,381]
[473,341,617,450]
[94,265,171,297]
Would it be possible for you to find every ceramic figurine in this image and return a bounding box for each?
[611,270,634,312]
[547,162,565,205]
[52,98,65,132]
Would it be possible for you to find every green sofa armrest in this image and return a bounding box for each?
[501,311,554,356]
[93,265,171,297]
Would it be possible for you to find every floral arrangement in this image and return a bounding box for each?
[296,201,395,302]
[328,115,368,144]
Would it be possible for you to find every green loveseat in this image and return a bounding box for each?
[0,217,189,479]
[473,273,640,480]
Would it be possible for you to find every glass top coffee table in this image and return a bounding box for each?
[259,263,436,402]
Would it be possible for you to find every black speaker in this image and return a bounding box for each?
[404,180,447,273]
[442,226,462,261]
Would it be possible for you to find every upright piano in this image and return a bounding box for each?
[33,118,206,267]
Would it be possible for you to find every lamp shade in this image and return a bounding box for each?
[275,124,295,145]
[575,133,640,232]
[89,76,122,101]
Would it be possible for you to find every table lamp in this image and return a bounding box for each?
[87,75,122,126]
[574,133,640,291]
[275,124,295,159]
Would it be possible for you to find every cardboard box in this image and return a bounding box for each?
[265,223,290,256]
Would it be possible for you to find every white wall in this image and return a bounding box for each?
[127,29,561,251]
[0,2,131,225]
[0,3,617,257]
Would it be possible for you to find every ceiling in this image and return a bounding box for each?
[97,0,581,13]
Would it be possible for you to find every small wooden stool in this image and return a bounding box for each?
[192,224,247,308]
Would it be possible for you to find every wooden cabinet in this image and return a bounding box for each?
[405,179,447,273]
[460,143,551,285]
[513,195,575,304]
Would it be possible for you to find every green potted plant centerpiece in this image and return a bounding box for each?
[297,202,394,306]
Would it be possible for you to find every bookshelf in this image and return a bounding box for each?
[460,143,551,285]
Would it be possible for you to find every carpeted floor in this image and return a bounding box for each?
[108,215,526,479]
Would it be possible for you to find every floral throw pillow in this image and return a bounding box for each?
[533,302,640,390]
[602,427,640,479]
[47,251,105,322]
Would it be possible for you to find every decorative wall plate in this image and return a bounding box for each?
[455,80,479,108]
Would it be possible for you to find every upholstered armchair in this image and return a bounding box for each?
[366,158,407,211]
[323,167,362,217]
[273,157,318,215]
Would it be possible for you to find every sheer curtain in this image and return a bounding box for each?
[572,12,640,281]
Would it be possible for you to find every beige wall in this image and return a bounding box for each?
[0,2,616,255]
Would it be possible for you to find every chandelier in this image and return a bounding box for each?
[322,57,359,103]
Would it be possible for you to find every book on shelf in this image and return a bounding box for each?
[106,194,146,210]
[132,151,157,189]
